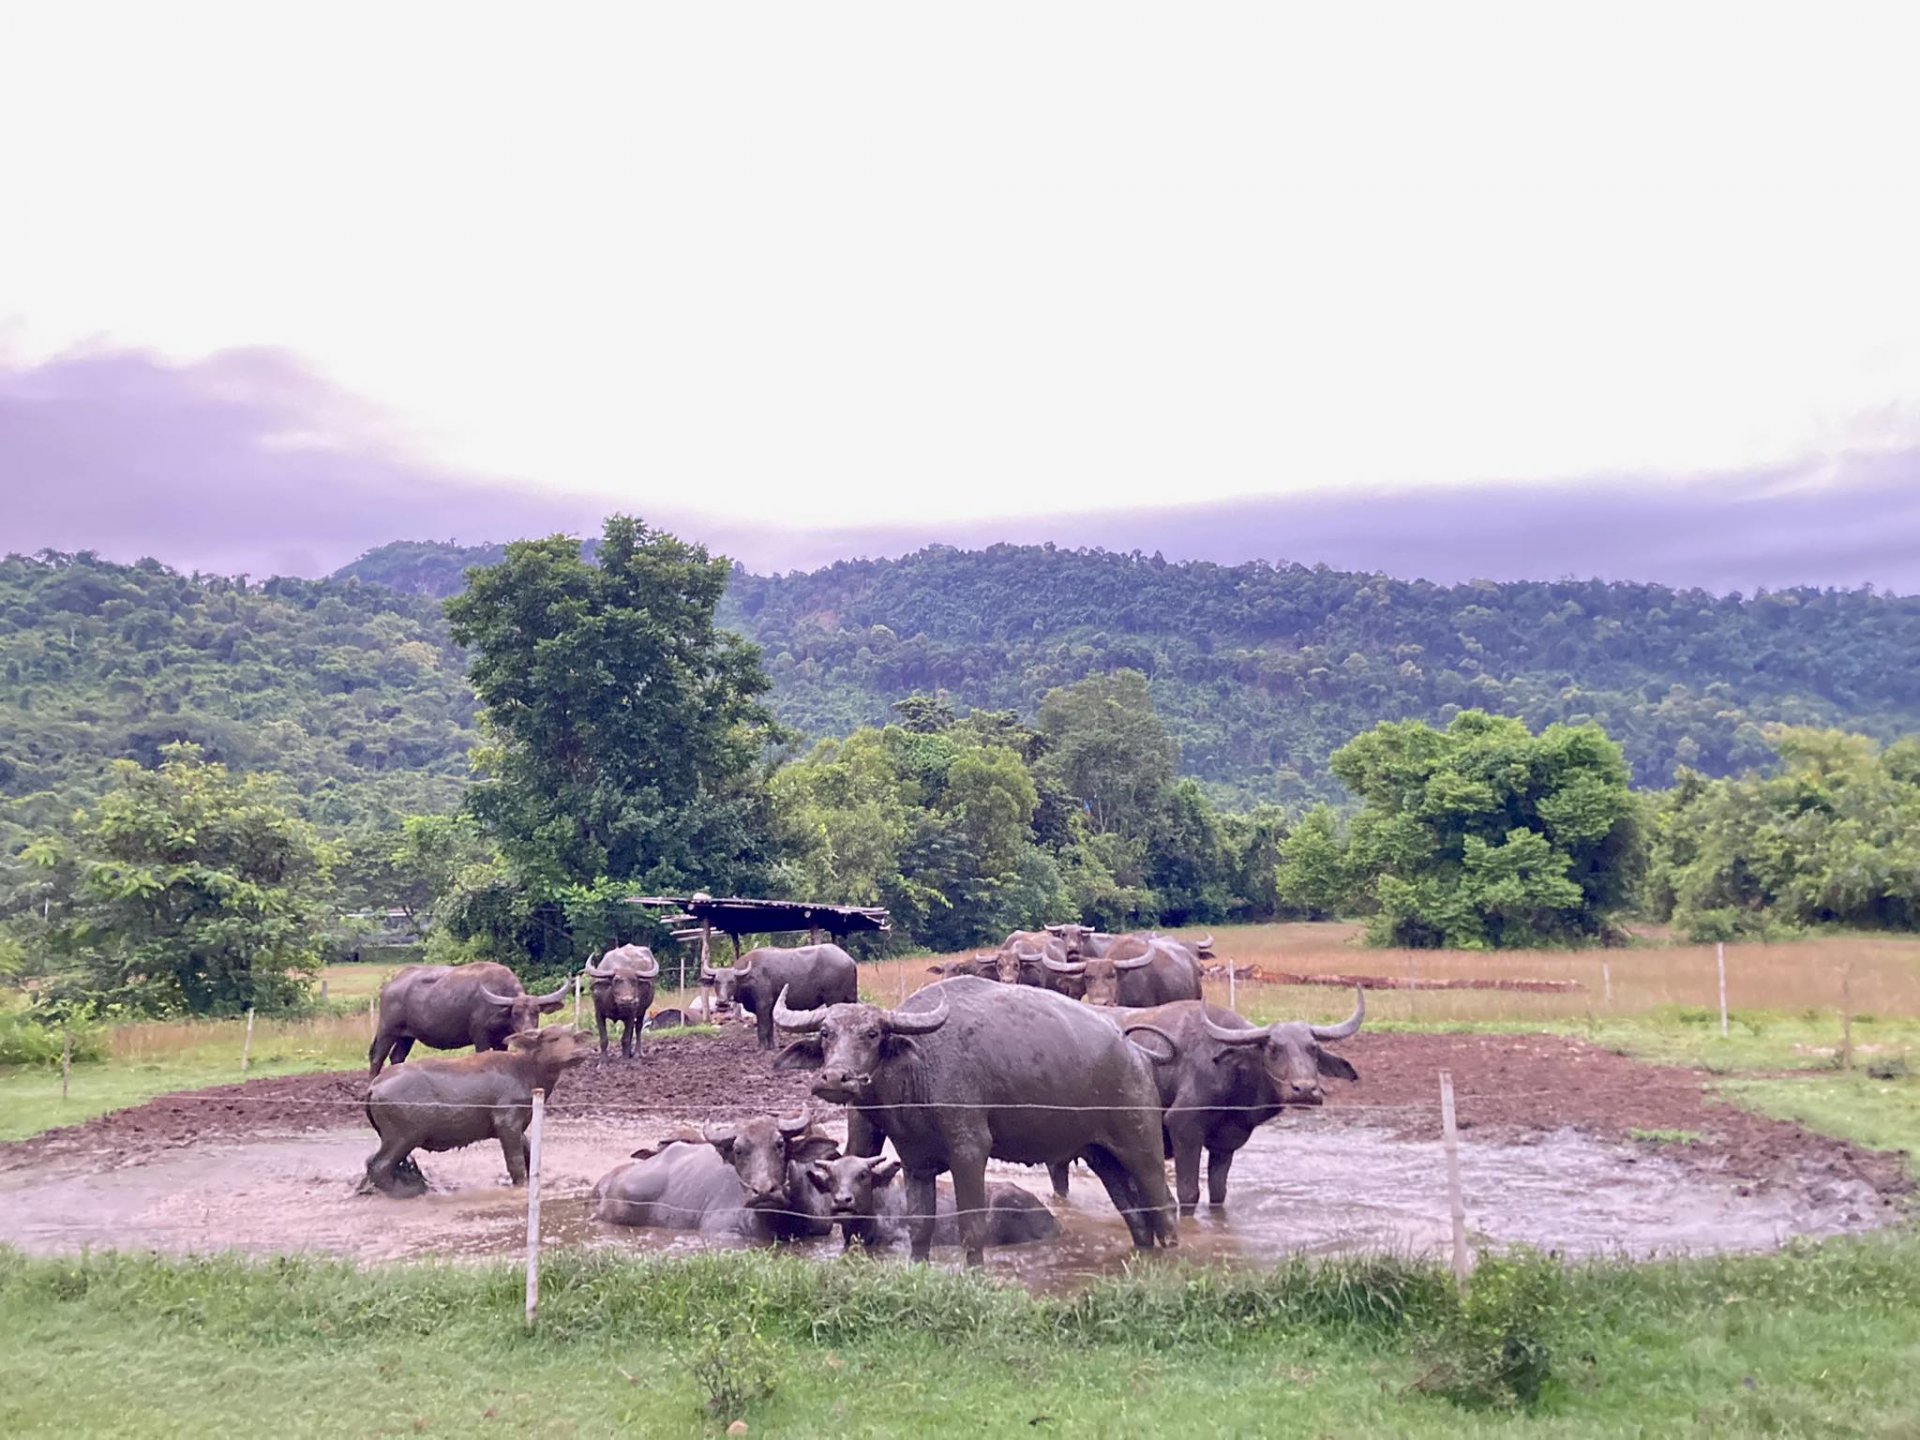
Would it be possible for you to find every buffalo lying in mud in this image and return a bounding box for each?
[1042,934,1206,1008]
[805,1154,1060,1251]
[369,962,571,1076]
[701,944,859,1050]
[771,975,1179,1266]
[586,944,660,1057]
[1052,990,1365,1214]
[362,1024,594,1196]
[590,1114,839,1241]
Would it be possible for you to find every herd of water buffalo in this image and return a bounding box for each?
[360,926,1366,1266]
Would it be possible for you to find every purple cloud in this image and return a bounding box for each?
[4,344,1918,593]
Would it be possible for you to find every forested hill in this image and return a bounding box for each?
[338,538,1920,805]
[0,551,476,852]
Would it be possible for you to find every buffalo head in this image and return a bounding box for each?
[586,944,659,1008]
[698,954,751,1005]
[770,988,951,1103]
[503,1023,597,1070]
[1046,948,1155,1006]
[1046,923,1105,961]
[702,1113,838,1210]
[1199,988,1365,1105]
[479,977,573,1033]
[804,1153,902,1222]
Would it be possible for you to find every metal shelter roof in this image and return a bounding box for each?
[625,895,890,945]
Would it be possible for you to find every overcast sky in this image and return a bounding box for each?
[5,5,1920,583]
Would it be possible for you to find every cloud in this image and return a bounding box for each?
[4,345,1918,594]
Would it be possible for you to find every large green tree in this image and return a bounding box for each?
[446,516,782,895]
[1302,710,1641,948]
[26,744,335,1015]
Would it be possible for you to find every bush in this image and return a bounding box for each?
[0,1014,107,1067]
[1414,1251,1577,1412]
[689,1317,778,1422]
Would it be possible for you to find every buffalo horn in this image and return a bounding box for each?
[1310,987,1366,1041]
[1195,933,1215,955]
[584,955,613,979]
[698,964,721,983]
[1041,954,1086,975]
[776,1113,811,1137]
[1199,1011,1269,1046]
[479,986,518,1007]
[881,992,950,1034]
[630,949,660,978]
[1112,952,1154,971]
[1044,923,1068,934]
[771,985,828,1032]
[533,979,571,1006]
[701,1123,737,1147]
[1121,1021,1181,1059]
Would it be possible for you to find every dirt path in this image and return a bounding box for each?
[2,1025,1909,1216]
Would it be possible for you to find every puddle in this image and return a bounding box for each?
[0,1114,1886,1284]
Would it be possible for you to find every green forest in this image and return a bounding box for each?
[5,526,1920,1018]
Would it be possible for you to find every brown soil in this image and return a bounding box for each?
[3,1026,1910,1216]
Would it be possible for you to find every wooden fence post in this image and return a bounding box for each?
[1717,942,1729,1040]
[369,996,378,1038]
[573,973,583,1029]
[320,978,329,1003]
[1841,964,1854,1071]
[525,1087,545,1331]
[61,1030,71,1102]
[1439,1070,1470,1294]
[1601,960,1612,1006]
[241,1007,256,1073]
[1407,954,1419,1022]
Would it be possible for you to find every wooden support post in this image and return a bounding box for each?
[524,1088,545,1331]
[809,925,821,945]
[898,956,907,1006]
[241,1007,256,1073]
[320,978,329,1003]
[1228,958,1237,1013]
[369,996,378,1038]
[1601,961,1612,1006]
[1407,954,1419,1022]
[1841,965,1854,1072]
[1439,1070,1470,1294]
[1717,942,1729,1040]
[61,1030,71,1102]
[573,973,583,1028]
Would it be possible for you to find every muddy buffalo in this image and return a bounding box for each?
[589,1115,839,1241]
[701,943,859,1050]
[585,944,660,1058]
[771,975,1178,1265]
[1113,990,1363,1214]
[362,1024,593,1196]
[805,1154,1061,1251]
[369,962,571,1076]
[1043,934,1205,1007]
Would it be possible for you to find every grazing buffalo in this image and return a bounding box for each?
[589,1116,839,1241]
[701,944,859,1050]
[772,975,1179,1266]
[369,962,571,1075]
[805,1154,1060,1251]
[1043,934,1205,1008]
[362,1024,594,1196]
[585,944,660,1058]
[1113,990,1363,1214]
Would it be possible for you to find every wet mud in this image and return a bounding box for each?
[0,1025,1907,1285]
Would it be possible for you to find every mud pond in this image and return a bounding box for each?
[0,1112,1890,1288]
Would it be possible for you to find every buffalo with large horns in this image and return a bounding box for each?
[585,944,660,1058]
[368,963,572,1076]
[1042,934,1206,1007]
[771,975,1180,1267]
[700,943,859,1050]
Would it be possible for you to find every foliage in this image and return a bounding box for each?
[1413,1251,1576,1411]
[25,745,335,1016]
[0,1014,107,1067]
[1647,727,1920,939]
[1293,711,1641,948]
[691,1317,779,1421]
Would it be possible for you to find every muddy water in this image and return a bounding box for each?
[0,1113,1885,1285]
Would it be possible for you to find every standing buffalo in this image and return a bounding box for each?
[701,943,859,1050]
[590,1115,839,1241]
[1043,934,1205,1007]
[771,975,1179,1266]
[805,1155,1061,1251]
[369,962,572,1075]
[1116,990,1363,1214]
[585,944,660,1058]
[362,1024,594,1196]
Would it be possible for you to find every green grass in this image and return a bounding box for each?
[1,1239,1918,1436]
[1719,1074,1920,1177]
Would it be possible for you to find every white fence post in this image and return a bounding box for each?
[241,1007,256,1073]
[1717,942,1729,1040]
[1440,1070,1470,1294]
[1601,960,1612,1006]
[61,1030,71,1101]
[574,973,583,1028]
[1841,965,1854,1071]
[1228,958,1237,1013]
[525,1087,545,1331]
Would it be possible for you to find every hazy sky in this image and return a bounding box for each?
[5,4,1920,567]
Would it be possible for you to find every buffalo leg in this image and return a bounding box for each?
[367,1031,398,1077]
[1165,1116,1207,1217]
[498,1123,529,1186]
[1206,1146,1236,1208]
[948,1153,994,1268]
[756,1009,775,1051]
[387,1036,416,1067]
[905,1171,939,1262]
[1048,1162,1071,1199]
[364,1137,426,1197]
[597,1010,610,1055]
[1081,1146,1155,1248]
[845,1108,884,1159]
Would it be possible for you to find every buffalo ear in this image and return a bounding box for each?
[869,1157,902,1186]
[879,1034,922,1063]
[805,1162,833,1191]
[791,1135,840,1164]
[505,1029,541,1051]
[537,997,567,1014]
[1317,1051,1360,1083]
[772,1037,825,1072]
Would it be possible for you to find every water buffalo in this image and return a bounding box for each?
[1042,934,1205,1007]
[701,943,859,1050]
[589,1116,839,1241]
[771,975,1179,1266]
[369,962,572,1076]
[1115,990,1363,1215]
[362,1024,594,1196]
[585,944,660,1057]
[805,1155,1061,1250]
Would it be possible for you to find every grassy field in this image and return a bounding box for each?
[2,1237,1918,1436]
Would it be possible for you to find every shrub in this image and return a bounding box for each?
[1414,1251,1576,1412]
[0,1014,108,1067]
